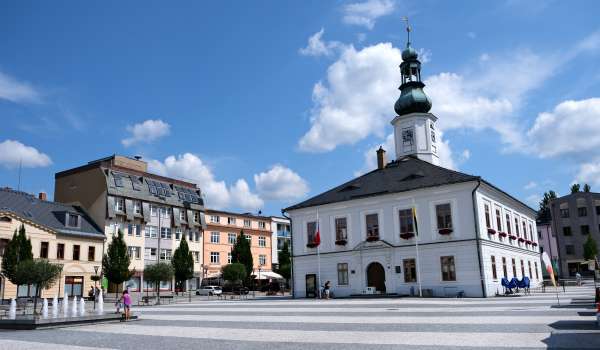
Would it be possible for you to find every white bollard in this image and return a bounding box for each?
[63,293,69,316]
[9,298,16,319]
[79,297,86,316]
[71,296,78,317]
[42,298,48,319]
[52,295,58,318]
[97,291,104,315]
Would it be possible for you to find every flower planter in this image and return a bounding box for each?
[400,232,415,240]
[518,237,525,243]
[366,236,379,242]
[487,228,496,234]
[532,242,538,247]
[498,232,508,237]
[438,228,453,235]
[335,239,347,246]
[509,235,517,240]
[525,240,532,245]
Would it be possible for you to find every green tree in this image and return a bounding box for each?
[222,263,247,285]
[14,259,62,314]
[231,230,253,286]
[583,235,598,261]
[276,241,291,281]
[1,224,34,285]
[102,230,133,298]
[143,262,173,304]
[537,190,557,221]
[570,183,581,193]
[171,236,194,293]
[583,183,591,192]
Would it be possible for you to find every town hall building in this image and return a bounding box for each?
[284,32,542,298]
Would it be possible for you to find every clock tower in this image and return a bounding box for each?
[391,24,439,165]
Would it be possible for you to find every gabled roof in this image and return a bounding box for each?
[0,188,104,239]
[285,156,479,211]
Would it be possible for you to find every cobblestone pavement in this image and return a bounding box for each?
[0,285,598,349]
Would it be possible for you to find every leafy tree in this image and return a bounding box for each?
[276,241,291,281]
[143,262,173,304]
[171,236,194,292]
[537,190,557,221]
[14,259,62,314]
[570,183,581,193]
[583,183,591,192]
[102,230,133,298]
[231,230,253,286]
[1,224,33,285]
[222,263,247,285]
[583,235,598,261]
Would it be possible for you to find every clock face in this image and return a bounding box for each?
[431,130,436,143]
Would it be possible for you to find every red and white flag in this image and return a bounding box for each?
[314,224,321,247]
[542,252,556,287]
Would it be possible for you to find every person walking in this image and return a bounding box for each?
[575,272,582,286]
[121,290,132,321]
[323,281,331,300]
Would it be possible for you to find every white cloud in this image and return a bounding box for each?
[299,43,401,152]
[148,153,264,211]
[254,165,310,200]
[525,194,542,207]
[0,71,40,104]
[122,119,171,147]
[524,181,538,190]
[299,29,344,57]
[342,0,395,30]
[0,140,52,168]
[467,32,476,39]
[574,160,600,188]
[527,98,600,158]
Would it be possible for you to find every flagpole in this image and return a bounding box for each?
[316,208,321,299]
[412,198,422,297]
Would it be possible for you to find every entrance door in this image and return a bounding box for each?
[366,262,386,293]
[305,274,317,298]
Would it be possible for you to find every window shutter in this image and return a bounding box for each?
[172,207,181,227]
[199,212,207,230]
[107,196,115,219]
[142,202,151,223]
[187,209,196,226]
[125,199,134,222]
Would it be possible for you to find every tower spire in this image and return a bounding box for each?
[402,16,411,47]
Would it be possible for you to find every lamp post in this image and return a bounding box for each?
[93,265,100,310]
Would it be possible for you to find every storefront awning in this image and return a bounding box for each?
[254,271,284,280]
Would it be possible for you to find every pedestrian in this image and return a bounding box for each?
[575,272,582,286]
[88,286,95,301]
[324,281,331,299]
[121,290,132,321]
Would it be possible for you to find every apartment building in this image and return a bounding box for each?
[203,210,273,279]
[54,155,206,292]
[270,216,291,268]
[0,188,105,300]
[550,191,600,277]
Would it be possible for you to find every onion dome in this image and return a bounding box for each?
[394,36,432,115]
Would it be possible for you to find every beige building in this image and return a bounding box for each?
[54,155,206,292]
[203,210,273,280]
[0,188,105,300]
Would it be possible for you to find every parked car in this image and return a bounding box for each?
[196,286,222,296]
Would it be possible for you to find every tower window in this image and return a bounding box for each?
[402,128,414,152]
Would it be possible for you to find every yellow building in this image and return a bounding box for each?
[0,188,105,300]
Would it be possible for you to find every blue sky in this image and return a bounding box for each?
[1,0,600,216]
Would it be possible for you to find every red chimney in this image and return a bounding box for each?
[38,192,47,201]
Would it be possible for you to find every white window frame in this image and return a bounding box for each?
[210,252,220,264]
[258,236,266,247]
[210,231,220,244]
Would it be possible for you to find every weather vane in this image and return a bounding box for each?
[401,16,411,47]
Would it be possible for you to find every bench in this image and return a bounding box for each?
[159,295,174,304]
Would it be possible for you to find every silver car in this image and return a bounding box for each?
[197,285,222,296]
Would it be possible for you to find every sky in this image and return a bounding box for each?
[1,0,600,216]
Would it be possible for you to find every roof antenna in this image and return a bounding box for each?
[401,16,411,47]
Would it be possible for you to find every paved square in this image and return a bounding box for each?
[0,285,598,349]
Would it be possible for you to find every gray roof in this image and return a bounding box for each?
[285,156,535,214]
[0,188,105,239]
[285,156,479,211]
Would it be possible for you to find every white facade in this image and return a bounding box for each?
[288,182,541,298]
[392,112,439,165]
[270,216,291,265]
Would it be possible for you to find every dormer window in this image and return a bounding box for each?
[66,213,80,228]
[115,198,125,212]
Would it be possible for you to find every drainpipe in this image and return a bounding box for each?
[281,209,293,298]
[471,179,487,297]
